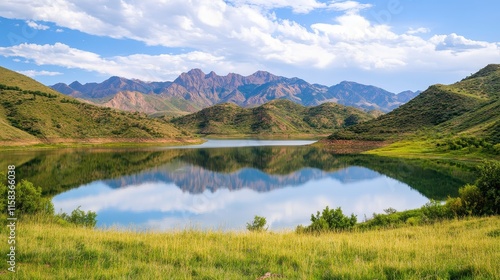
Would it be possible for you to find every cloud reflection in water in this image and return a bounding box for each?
[53,165,429,231]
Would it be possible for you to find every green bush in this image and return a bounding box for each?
[246,215,268,232]
[446,197,465,217]
[421,200,451,222]
[476,161,500,215]
[459,184,485,215]
[307,206,357,232]
[57,206,97,228]
[405,216,422,226]
[0,177,54,216]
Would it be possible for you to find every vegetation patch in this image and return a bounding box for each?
[172,99,374,136]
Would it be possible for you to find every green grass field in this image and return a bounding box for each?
[2,215,498,279]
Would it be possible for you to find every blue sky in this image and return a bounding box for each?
[0,0,499,93]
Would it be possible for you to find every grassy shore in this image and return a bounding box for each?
[0,138,205,151]
[2,216,498,279]
[364,139,500,161]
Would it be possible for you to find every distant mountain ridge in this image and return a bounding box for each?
[51,69,420,115]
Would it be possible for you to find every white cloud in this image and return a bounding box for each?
[0,43,256,81]
[17,69,63,77]
[407,27,430,35]
[0,0,498,90]
[56,28,64,32]
[228,0,327,14]
[26,20,49,30]
[430,33,490,51]
[327,0,372,13]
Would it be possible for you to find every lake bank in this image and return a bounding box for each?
[0,138,205,151]
[201,133,329,140]
[315,138,500,162]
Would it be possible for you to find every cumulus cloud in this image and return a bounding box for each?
[0,43,256,81]
[431,33,491,51]
[0,0,498,89]
[228,0,328,14]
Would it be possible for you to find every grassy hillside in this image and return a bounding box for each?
[0,66,193,146]
[327,64,500,144]
[98,91,200,117]
[4,215,498,279]
[171,99,374,136]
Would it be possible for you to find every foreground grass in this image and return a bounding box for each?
[2,216,499,279]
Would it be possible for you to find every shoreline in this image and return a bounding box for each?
[200,133,329,140]
[0,138,205,151]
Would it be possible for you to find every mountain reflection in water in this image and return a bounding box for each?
[0,140,474,231]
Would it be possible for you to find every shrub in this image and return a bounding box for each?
[0,177,54,216]
[446,197,465,217]
[421,200,451,222]
[459,184,485,215]
[308,206,357,232]
[475,161,500,215]
[57,206,97,228]
[405,217,422,226]
[246,215,268,232]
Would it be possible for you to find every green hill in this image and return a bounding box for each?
[171,99,374,136]
[0,66,192,146]
[328,64,500,143]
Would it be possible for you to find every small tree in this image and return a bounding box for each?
[57,206,97,228]
[309,206,357,232]
[246,215,268,232]
[344,114,361,127]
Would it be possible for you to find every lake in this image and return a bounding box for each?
[2,140,474,231]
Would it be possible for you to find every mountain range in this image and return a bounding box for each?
[51,69,420,115]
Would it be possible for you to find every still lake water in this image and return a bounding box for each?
[3,140,473,231]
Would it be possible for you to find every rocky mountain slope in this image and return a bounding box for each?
[52,69,419,115]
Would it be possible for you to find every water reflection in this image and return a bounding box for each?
[50,144,441,231]
[172,139,317,149]
[1,140,474,231]
[53,165,428,231]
